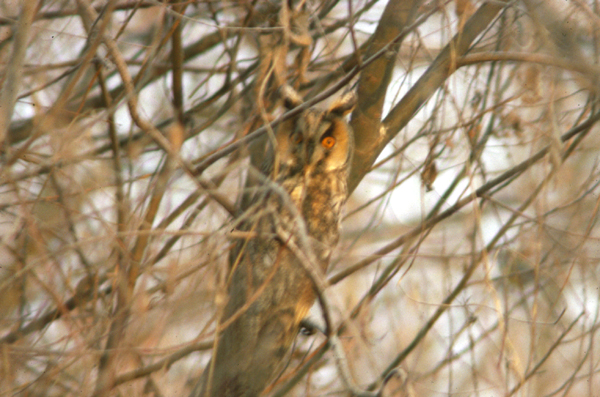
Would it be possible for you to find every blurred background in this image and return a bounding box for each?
[1,0,600,395]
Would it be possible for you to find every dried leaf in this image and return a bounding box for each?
[421,160,437,191]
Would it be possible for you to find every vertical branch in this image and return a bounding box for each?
[348,0,423,193]
[81,0,181,394]
[96,49,128,294]
[171,4,186,124]
[0,0,36,149]
[93,127,182,397]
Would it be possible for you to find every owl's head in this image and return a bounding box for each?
[273,86,356,180]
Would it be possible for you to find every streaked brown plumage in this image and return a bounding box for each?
[190,87,356,397]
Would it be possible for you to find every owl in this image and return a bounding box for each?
[190,86,356,397]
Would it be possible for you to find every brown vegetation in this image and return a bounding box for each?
[2,0,600,396]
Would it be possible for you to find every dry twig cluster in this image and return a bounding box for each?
[2,0,600,396]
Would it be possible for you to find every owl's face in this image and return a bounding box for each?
[274,87,356,181]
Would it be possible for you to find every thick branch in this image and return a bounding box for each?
[348,0,423,194]
[0,0,36,148]
[348,0,508,193]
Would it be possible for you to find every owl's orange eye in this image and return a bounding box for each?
[321,136,336,149]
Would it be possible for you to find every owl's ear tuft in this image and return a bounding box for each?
[280,85,304,110]
[328,91,357,116]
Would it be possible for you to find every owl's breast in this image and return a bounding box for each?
[301,173,346,245]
